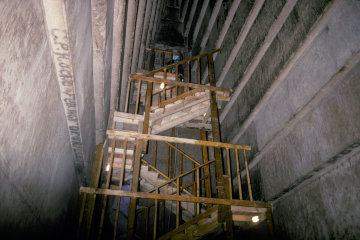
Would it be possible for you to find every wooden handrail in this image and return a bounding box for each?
[80,187,271,208]
[106,130,251,150]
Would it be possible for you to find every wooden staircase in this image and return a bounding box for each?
[77,49,274,240]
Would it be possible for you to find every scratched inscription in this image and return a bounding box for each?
[49,28,85,168]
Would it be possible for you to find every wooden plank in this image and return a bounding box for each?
[106,130,251,150]
[180,122,212,130]
[114,111,145,121]
[170,128,176,178]
[231,205,267,214]
[129,74,231,94]
[149,93,210,122]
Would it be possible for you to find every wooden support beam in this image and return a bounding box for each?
[208,53,233,239]
[220,0,298,121]
[106,130,251,150]
[80,187,271,208]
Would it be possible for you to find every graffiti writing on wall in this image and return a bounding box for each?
[42,0,85,176]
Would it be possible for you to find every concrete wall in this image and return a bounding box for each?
[0,0,95,238]
[192,0,360,238]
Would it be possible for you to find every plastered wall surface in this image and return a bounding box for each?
[0,0,95,238]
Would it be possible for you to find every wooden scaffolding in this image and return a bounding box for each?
[77,49,274,239]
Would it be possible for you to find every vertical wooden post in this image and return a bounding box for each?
[128,50,155,239]
[235,149,243,200]
[176,177,180,227]
[207,53,233,239]
[192,161,196,216]
[243,150,253,201]
[153,141,157,167]
[170,128,176,178]
[196,168,200,215]
[166,144,170,177]
[187,61,190,92]
[124,79,132,113]
[127,139,145,239]
[266,206,274,239]
[161,200,165,235]
[162,68,167,102]
[153,189,159,240]
[201,129,212,208]
[98,137,116,240]
[226,148,232,199]
[161,52,165,66]
[179,153,183,221]
[77,192,86,239]
[135,80,142,114]
[145,207,149,240]
[82,143,104,239]
[113,197,121,240]
[197,57,201,84]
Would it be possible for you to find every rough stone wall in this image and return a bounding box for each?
[193,0,360,238]
[0,0,95,238]
[65,0,96,181]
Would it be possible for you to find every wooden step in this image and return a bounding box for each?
[151,101,210,134]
